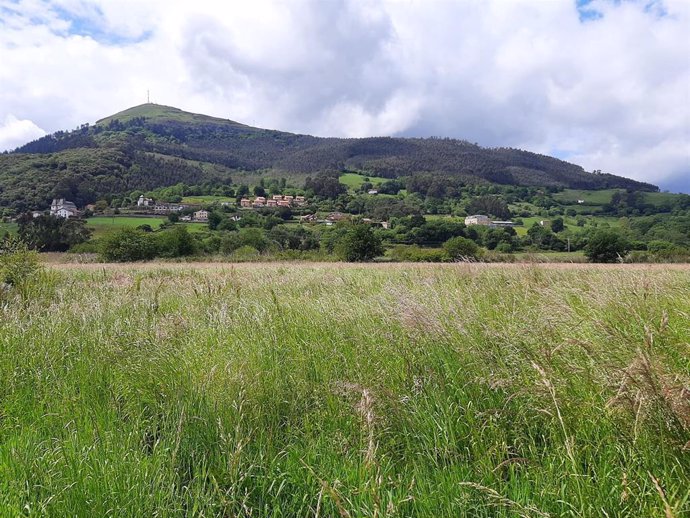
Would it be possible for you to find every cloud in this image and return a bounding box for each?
[0,115,46,151]
[0,0,688,191]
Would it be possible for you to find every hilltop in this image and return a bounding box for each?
[0,103,657,211]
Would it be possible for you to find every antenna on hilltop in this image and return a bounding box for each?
[147,89,150,104]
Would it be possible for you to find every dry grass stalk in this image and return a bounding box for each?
[649,472,675,518]
[532,362,576,468]
[608,350,690,435]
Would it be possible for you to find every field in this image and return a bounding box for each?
[553,189,620,205]
[86,216,207,237]
[0,222,17,235]
[339,172,390,190]
[1,263,688,516]
[181,195,235,205]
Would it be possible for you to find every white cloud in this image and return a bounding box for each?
[0,115,46,151]
[0,0,688,191]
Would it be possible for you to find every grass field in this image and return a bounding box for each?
[86,216,207,237]
[339,172,389,190]
[0,222,17,235]
[553,189,620,205]
[0,263,688,516]
[181,195,234,205]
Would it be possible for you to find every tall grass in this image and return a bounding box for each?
[0,263,688,516]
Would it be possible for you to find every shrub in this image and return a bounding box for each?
[155,226,197,258]
[443,236,481,261]
[0,235,42,287]
[100,228,158,262]
[231,245,260,261]
[387,245,445,262]
[584,230,630,263]
[335,224,384,262]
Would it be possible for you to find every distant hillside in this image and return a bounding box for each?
[0,103,657,211]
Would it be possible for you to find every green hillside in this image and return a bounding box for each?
[0,104,658,212]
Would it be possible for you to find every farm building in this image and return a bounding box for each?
[465,215,491,226]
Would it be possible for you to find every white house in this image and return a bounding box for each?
[137,195,154,207]
[50,199,78,219]
[464,214,491,226]
[193,210,209,222]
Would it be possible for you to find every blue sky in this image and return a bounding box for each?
[0,0,688,192]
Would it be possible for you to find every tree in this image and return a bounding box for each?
[466,196,511,220]
[584,230,630,263]
[551,217,564,233]
[335,224,383,261]
[155,226,197,258]
[208,211,223,230]
[18,214,91,252]
[443,236,480,260]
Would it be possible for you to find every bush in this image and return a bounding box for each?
[100,228,158,262]
[387,245,445,262]
[0,235,42,287]
[231,245,260,261]
[443,236,481,261]
[155,226,197,258]
[335,224,384,262]
[584,230,630,263]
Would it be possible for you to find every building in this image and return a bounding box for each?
[367,189,378,195]
[326,212,348,222]
[294,195,306,206]
[266,199,278,207]
[272,195,284,201]
[465,215,491,226]
[300,214,318,223]
[253,197,266,208]
[284,195,294,204]
[577,199,585,204]
[137,195,154,207]
[490,221,515,228]
[240,198,252,208]
[153,204,185,214]
[50,199,78,219]
[193,210,209,222]
[31,211,43,218]
[277,200,291,207]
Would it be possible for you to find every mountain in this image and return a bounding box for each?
[0,103,657,211]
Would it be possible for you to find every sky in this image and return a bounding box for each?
[0,0,688,192]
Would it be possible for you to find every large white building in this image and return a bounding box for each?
[464,214,491,226]
[137,195,154,207]
[50,199,78,219]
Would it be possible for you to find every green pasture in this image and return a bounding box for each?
[0,263,687,516]
[339,172,389,190]
[86,216,207,237]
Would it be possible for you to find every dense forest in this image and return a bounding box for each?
[0,103,657,211]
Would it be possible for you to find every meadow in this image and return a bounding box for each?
[0,262,688,516]
[86,216,207,237]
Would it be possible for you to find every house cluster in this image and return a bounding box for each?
[180,210,209,222]
[240,195,307,209]
[153,203,187,214]
[464,214,515,228]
